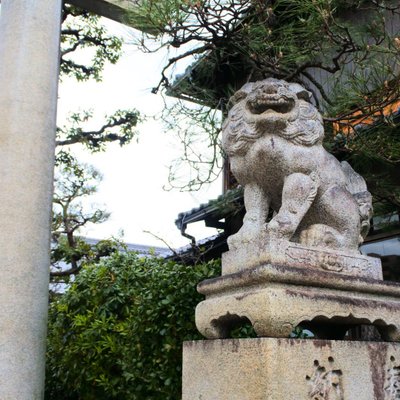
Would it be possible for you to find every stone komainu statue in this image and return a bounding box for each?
[222,78,372,252]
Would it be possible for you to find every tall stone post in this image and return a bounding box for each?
[0,1,62,398]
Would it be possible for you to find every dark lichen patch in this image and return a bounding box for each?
[367,343,388,400]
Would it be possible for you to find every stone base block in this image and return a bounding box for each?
[182,338,400,400]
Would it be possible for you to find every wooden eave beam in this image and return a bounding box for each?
[66,0,156,33]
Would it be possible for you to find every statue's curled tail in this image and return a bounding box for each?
[341,161,373,243]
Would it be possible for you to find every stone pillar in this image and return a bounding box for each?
[0,1,62,398]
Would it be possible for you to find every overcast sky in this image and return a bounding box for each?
[57,18,222,249]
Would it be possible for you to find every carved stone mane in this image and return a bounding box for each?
[223,79,324,156]
[222,78,372,252]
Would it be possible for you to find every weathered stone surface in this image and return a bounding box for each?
[196,264,400,340]
[182,338,400,400]
[222,78,372,254]
[222,235,382,279]
[0,1,62,398]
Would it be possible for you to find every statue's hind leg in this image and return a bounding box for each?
[267,173,318,241]
[314,185,360,251]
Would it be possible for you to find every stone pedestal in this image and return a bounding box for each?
[185,78,394,400]
[183,338,400,400]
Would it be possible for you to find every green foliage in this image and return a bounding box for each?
[45,253,221,399]
[133,0,396,99]
[290,326,313,339]
[61,4,123,82]
[56,109,141,153]
[51,158,121,282]
[58,7,141,155]
[230,323,257,338]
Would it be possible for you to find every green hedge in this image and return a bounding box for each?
[45,252,220,400]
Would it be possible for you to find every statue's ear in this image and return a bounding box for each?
[228,86,251,109]
[288,83,312,102]
[228,81,255,110]
[228,91,244,109]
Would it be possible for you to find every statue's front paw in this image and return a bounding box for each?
[227,225,265,250]
[227,232,241,250]
[266,220,280,238]
[266,216,293,240]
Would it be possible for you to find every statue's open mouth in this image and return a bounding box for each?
[247,95,295,115]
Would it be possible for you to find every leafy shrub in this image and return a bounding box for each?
[45,252,220,399]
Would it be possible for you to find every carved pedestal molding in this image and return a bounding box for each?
[222,236,382,279]
[196,263,400,341]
